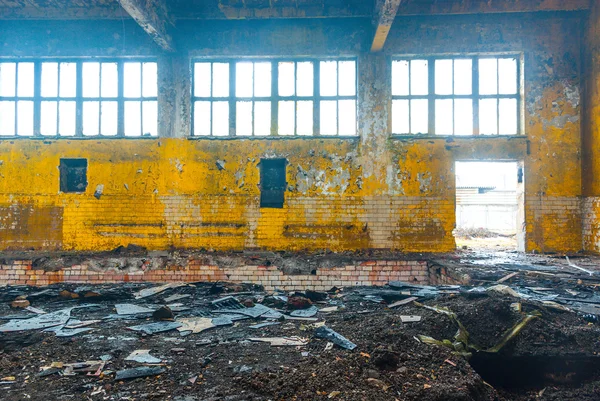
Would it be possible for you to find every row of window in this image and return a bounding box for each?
[0,56,521,138]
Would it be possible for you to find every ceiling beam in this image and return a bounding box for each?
[118,0,174,52]
[370,0,402,52]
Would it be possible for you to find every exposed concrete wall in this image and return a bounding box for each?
[0,12,585,253]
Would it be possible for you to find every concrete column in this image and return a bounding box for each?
[158,53,191,138]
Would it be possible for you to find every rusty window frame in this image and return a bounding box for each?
[0,58,158,138]
[191,58,358,138]
[391,55,522,136]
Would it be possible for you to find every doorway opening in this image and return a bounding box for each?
[454,161,525,252]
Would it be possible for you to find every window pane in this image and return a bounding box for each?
[194,101,211,136]
[320,61,337,96]
[101,101,118,136]
[479,98,498,135]
[392,60,409,96]
[236,62,253,98]
[212,101,229,136]
[59,63,76,98]
[213,63,229,97]
[320,100,337,135]
[411,99,428,134]
[254,101,271,136]
[435,59,452,95]
[124,63,141,98]
[17,101,34,136]
[82,101,99,136]
[338,99,356,135]
[58,101,76,136]
[296,62,313,97]
[194,63,211,97]
[392,99,409,134]
[254,62,271,98]
[124,101,141,136]
[18,63,34,97]
[41,63,58,98]
[454,99,473,136]
[142,101,158,136]
[101,63,118,98]
[499,58,517,95]
[0,63,16,97]
[338,61,356,96]
[142,62,157,98]
[278,62,295,97]
[0,101,15,135]
[236,101,252,136]
[82,63,100,98]
[454,59,472,95]
[435,99,453,135]
[410,60,428,95]
[499,98,517,135]
[41,101,58,135]
[278,100,295,135]
[297,101,313,136]
[479,58,498,95]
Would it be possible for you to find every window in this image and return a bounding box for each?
[260,158,287,208]
[192,59,356,137]
[60,158,88,193]
[0,60,157,137]
[391,56,520,136]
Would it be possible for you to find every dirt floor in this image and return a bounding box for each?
[0,274,599,401]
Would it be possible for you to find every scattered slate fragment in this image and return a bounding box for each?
[127,321,182,335]
[290,305,318,318]
[249,337,309,346]
[315,326,357,350]
[176,317,215,334]
[115,304,154,315]
[388,297,418,308]
[249,322,281,329]
[0,307,74,332]
[400,315,422,323]
[133,283,186,300]
[115,367,165,380]
[125,350,162,364]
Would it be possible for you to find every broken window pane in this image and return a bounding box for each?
[17,101,34,136]
[479,58,498,95]
[435,59,452,95]
[101,101,118,136]
[82,63,100,98]
[411,60,428,95]
[124,63,142,98]
[254,101,271,136]
[320,61,337,96]
[0,101,15,135]
[236,62,253,98]
[59,101,76,136]
[142,101,158,136]
[392,99,409,134]
[18,63,34,97]
[101,63,118,98]
[194,63,211,97]
[213,63,229,97]
[338,99,356,135]
[320,100,337,135]
[142,62,157,98]
[338,61,356,96]
[454,59,472,95]
[236,101,252,136]
[278,62,295,97]
[435,99,453,135]
[454,99,473,135]
[296,62,313,97]
[297,101,313,136]
[499,98,517,135]
[278,100,295,135]
[212,101,229,136]
[41,101,58,135]
[499,58,518,95]
[194,101,211,136]
[254,62,271,98]
[124,101,141,136]
[411,99,428,134]
[479,98,498,135]
[59,63,76,98]
[392,60,409,96]
[0,63,16,97]
[41,62,58,98]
